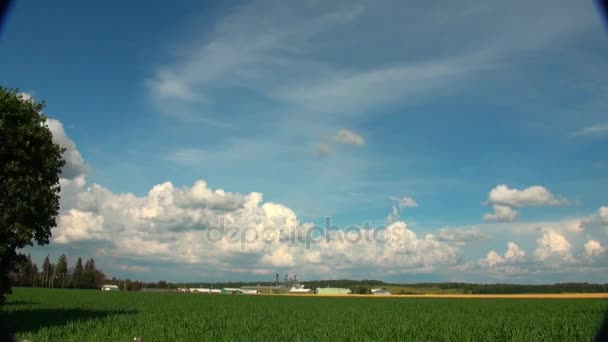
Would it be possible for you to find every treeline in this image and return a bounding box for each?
[102,279,608,294]
[11,254,105,289]
[445,283,608,294]
[305,280,608,294]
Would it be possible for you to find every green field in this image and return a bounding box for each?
[3,288,607,341]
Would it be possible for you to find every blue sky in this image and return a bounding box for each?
[1,0,607,283]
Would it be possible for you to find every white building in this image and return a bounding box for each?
[240,289,259,295]
[289,285,312,294]
[372,289,391,295]
[101,284,120,291]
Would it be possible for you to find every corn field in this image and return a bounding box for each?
[3,288,607,341]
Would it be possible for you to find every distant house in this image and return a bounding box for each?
[189,288,210,293]
[371,288,391,294]
[221,288,242,294]
[289,285,312,294]
[240,289,259,295]
[372,289,391,295]
[315,287,351,295]
[141,288,176,293]
[101,284,120,291]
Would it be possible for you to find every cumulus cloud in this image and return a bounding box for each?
[53,177,464,276]
[54,209,105,244]
[579,206,608,234]
[334,129,365,145]
[483,205,518,222]
[584,240,604,257]
[437,228,487,243]
[534,230,573,265]
[42,118,605,280]
[462,242,527,275]
[488,185,568,207]
[18,92,33,102]
[46,118,85,180]
[43,122,464,277]
[386,196,418,224]
[482,185,567,222]
[483,242,526,267]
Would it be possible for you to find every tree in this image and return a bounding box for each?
[55,254,68,288]
[31,263,39,287]
[17,254,35,287]
[0,88,65,304]
[41,255,53,288]
[71,257,83,288]
[83,258,97,289]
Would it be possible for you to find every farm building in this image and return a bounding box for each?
[141,288,176,293]
[372,289,391,295]
[221,287,242,294]
[289,285,312,294]
[315,288,351,295]
[240,289,259,295]
[101,284,120,291]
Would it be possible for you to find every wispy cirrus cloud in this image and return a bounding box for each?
[166,148,206,163]
[570,123,608,137]
[334,129,365,145]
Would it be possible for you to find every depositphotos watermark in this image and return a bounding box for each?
[203,217,404,250]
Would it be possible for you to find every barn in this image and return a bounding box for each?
[315,288,351,295]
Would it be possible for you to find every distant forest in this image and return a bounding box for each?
[12,254,105,289]
[13,258,608,294]
[149,279,608,295]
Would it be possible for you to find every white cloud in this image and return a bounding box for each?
[483,205,518,222]
[571,123,608,137]
[42,117,608,280]
[485,250,504,267]
[146,70,202,101]
[488,184,568,207]
[334,129,365,145]
[46,118,85,180]
[437,228,486,243]
[579,206,608,234]
[54,209,105,244]
[463,242,528,275]
[534,230,573,265]
[584,240,604,257]
[314,144,334,157]
[386,196,418,224]
[145,0,597,123]
[18,92,33,102]
[166,148,206,163]
[117,264,151,272]
[482,242,526,268]
[504,242,527,262]
[43,129,460,276]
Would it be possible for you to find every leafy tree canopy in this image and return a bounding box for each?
[0,87,64,304]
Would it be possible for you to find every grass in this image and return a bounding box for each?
[3,288,608,341]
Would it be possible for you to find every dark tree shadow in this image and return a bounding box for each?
[595,308,608,342]
[3,300,38,306]
[3,308,137,334]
